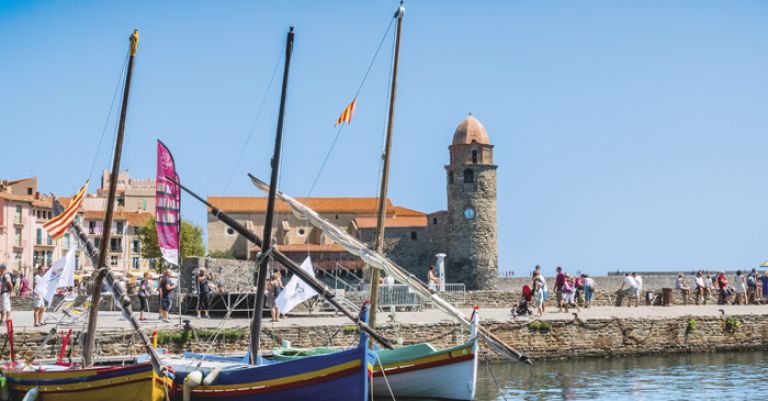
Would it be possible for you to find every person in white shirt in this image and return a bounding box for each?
[33,266,45,326]
[734,270,747,305]
[694,271,707,305]
[632,272,643,307]
[675,273,691,305]
[618,273,639,307]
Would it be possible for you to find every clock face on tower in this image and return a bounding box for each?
[464,207,475,220]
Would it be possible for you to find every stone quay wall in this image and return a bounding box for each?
[5,314,767,363]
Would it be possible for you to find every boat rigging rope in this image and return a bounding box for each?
[484,354,509,401]
[87,49,129,183]
[222,47,284,195]
[374,353,397,401]
[305,15,396,199]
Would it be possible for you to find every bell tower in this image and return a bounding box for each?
[445,114,498,290]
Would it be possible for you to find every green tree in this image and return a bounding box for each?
[139,217,205,270]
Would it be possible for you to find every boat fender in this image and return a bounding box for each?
[202,367,221,386]
[0,377,8,401]
[183,371,203,401]
[21,388,38,401]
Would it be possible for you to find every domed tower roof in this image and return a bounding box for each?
[452,114,490,145]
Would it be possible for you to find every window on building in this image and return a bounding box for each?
[132,239,140,254]
[47,234,53,246]
[89,221,96,234]
[432,217,438,225]
[64,234,70,249]
[225,227,235,236]
[410,231,418,241]
[463,168,474,183]
[110,238,122,252]
[46,251,53,267]
[132,257,140,269]
[472,150,478,164]
[448,171,454,184]
[116,221,125,234]
[14,228,22,246]
[117,194,125,207]
[94,238,101,250]
[110,256,118,266]
[36,228,42,245]
[13,253,21,269]
[15,205,22,224]
[33,251,39,266]
[134,226,140,235]
[74,253,79,268]
[27,188,33,195]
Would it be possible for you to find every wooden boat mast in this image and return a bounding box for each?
[82,29,139,367]
[250,27,295,363]
[369,2,405,329]
[52,199,166,375]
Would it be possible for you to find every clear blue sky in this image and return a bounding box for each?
[2,1,767,275]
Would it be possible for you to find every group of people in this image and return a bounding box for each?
[528,265,597,317]
[676,269,768,305]
[0,263,47,326]
[618,272,644,307]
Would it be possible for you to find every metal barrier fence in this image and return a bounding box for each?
[337,283,467,311]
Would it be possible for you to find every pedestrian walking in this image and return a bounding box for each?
[582,274,595,308]
[195,268,211,319]
[32,266,45,326]
[0,264,14,323]
[554,266,565,312]
[532,271,546,317]
[158,269,176,323]
[17,273,31,297]
[137,271,152,321]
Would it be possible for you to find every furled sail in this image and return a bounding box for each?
[248,174,531,364]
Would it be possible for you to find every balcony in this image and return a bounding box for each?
[110,247,124,254]
[34,242,55,248]
[13,217,27,227]
[13,240,27,249]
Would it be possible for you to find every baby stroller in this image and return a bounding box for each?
[511,285,533,317]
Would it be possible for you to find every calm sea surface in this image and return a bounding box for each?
[417,351,768,401]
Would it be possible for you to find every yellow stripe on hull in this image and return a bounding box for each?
[5,371,170,401]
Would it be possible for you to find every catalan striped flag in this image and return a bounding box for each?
[43,180,89,239]
[335,97,357,126]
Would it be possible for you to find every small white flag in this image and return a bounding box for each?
[35,249,76,304]
[275,257,318,315]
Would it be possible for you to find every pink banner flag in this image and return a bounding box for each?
[156,140,181,266]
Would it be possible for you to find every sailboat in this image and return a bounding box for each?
[257,3,498,400]
[162,27,378,401]
[0,30,174,401]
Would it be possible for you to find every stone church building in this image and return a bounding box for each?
[207,114,498,290]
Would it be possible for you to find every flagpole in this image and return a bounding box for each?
[82,29,139,367]
[177,181,183,326]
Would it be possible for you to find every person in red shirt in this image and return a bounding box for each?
[554,267,565,312]
[717,272,729,304]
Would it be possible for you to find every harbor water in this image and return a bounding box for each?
[424,350,767,401]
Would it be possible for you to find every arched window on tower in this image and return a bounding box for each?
[463,168,474,183]
[448,171,454,184]
[472,150,477,164]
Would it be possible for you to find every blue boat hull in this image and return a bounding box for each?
[173,346,374,401]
